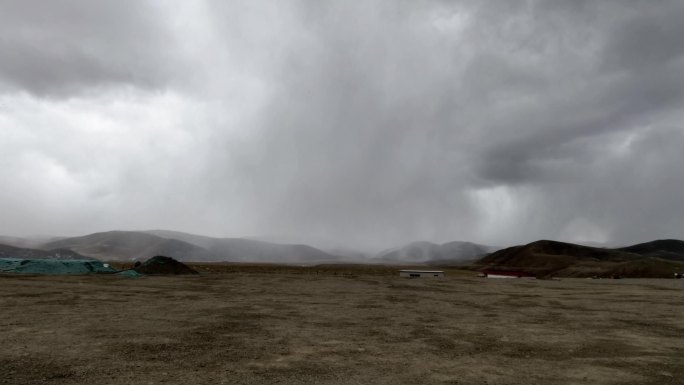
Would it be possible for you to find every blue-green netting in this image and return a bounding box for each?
[0,258,117,275]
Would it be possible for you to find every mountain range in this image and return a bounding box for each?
[1,230,683,277]
[41,230,338,263]
[0,230,495,264]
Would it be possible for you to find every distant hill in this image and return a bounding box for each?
[0,244,91,260]
[376,241,494,264]
[616,239,684,261]
[43,231,215,261]
[146,230,339,263]
[144,230,216,249]
[44,230,340,263]
[148,230,370,261]
[477,239,684,278]
[0,236,30,248]
[0,235,62,249]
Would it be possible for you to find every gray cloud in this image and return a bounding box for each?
[1,0,683,251]
[0,0,178,96]
[602,1,684,73]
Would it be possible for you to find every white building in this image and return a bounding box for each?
[399,270,444,278]
[479,269,536,279]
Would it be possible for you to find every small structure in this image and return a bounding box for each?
[480,269,536,279]
[399,270,444,278]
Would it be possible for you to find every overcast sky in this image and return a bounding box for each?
[1,0,683,251]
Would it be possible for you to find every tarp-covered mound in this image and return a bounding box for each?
[0,258,116,275]
[133,256,198,275]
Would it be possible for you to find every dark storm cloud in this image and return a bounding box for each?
[0,0,176,96]
[602,2,684,73]
[209,0,684,248]
[1,0,683,250]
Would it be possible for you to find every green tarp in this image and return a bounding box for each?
[0,258,117,275]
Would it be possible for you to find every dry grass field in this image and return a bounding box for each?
[1,265,683,385]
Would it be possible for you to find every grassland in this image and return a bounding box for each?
[1,265,683,384]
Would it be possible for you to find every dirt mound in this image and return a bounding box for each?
[133,256,198,275]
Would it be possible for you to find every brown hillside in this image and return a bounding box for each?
[616,239,684,261]
[477,240,680,278]
[43,231,215,261]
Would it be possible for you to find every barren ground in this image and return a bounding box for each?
[1,267,683,385]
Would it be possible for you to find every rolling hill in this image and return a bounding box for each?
[146,230,338,263]
[477,239,684,278]
[0,235,63,249]
[616,239,684,261]
[376,241,495,264]
[43,231,215,261]
[147,230,368,261]
[43,230,340,263]
[0,244,91,260]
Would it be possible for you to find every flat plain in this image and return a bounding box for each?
[1,266,683,385]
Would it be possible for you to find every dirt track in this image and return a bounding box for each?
[1,269,683,384]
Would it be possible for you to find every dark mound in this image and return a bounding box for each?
[133,256,198,275]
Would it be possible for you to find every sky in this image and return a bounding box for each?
[1,0,683,251]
